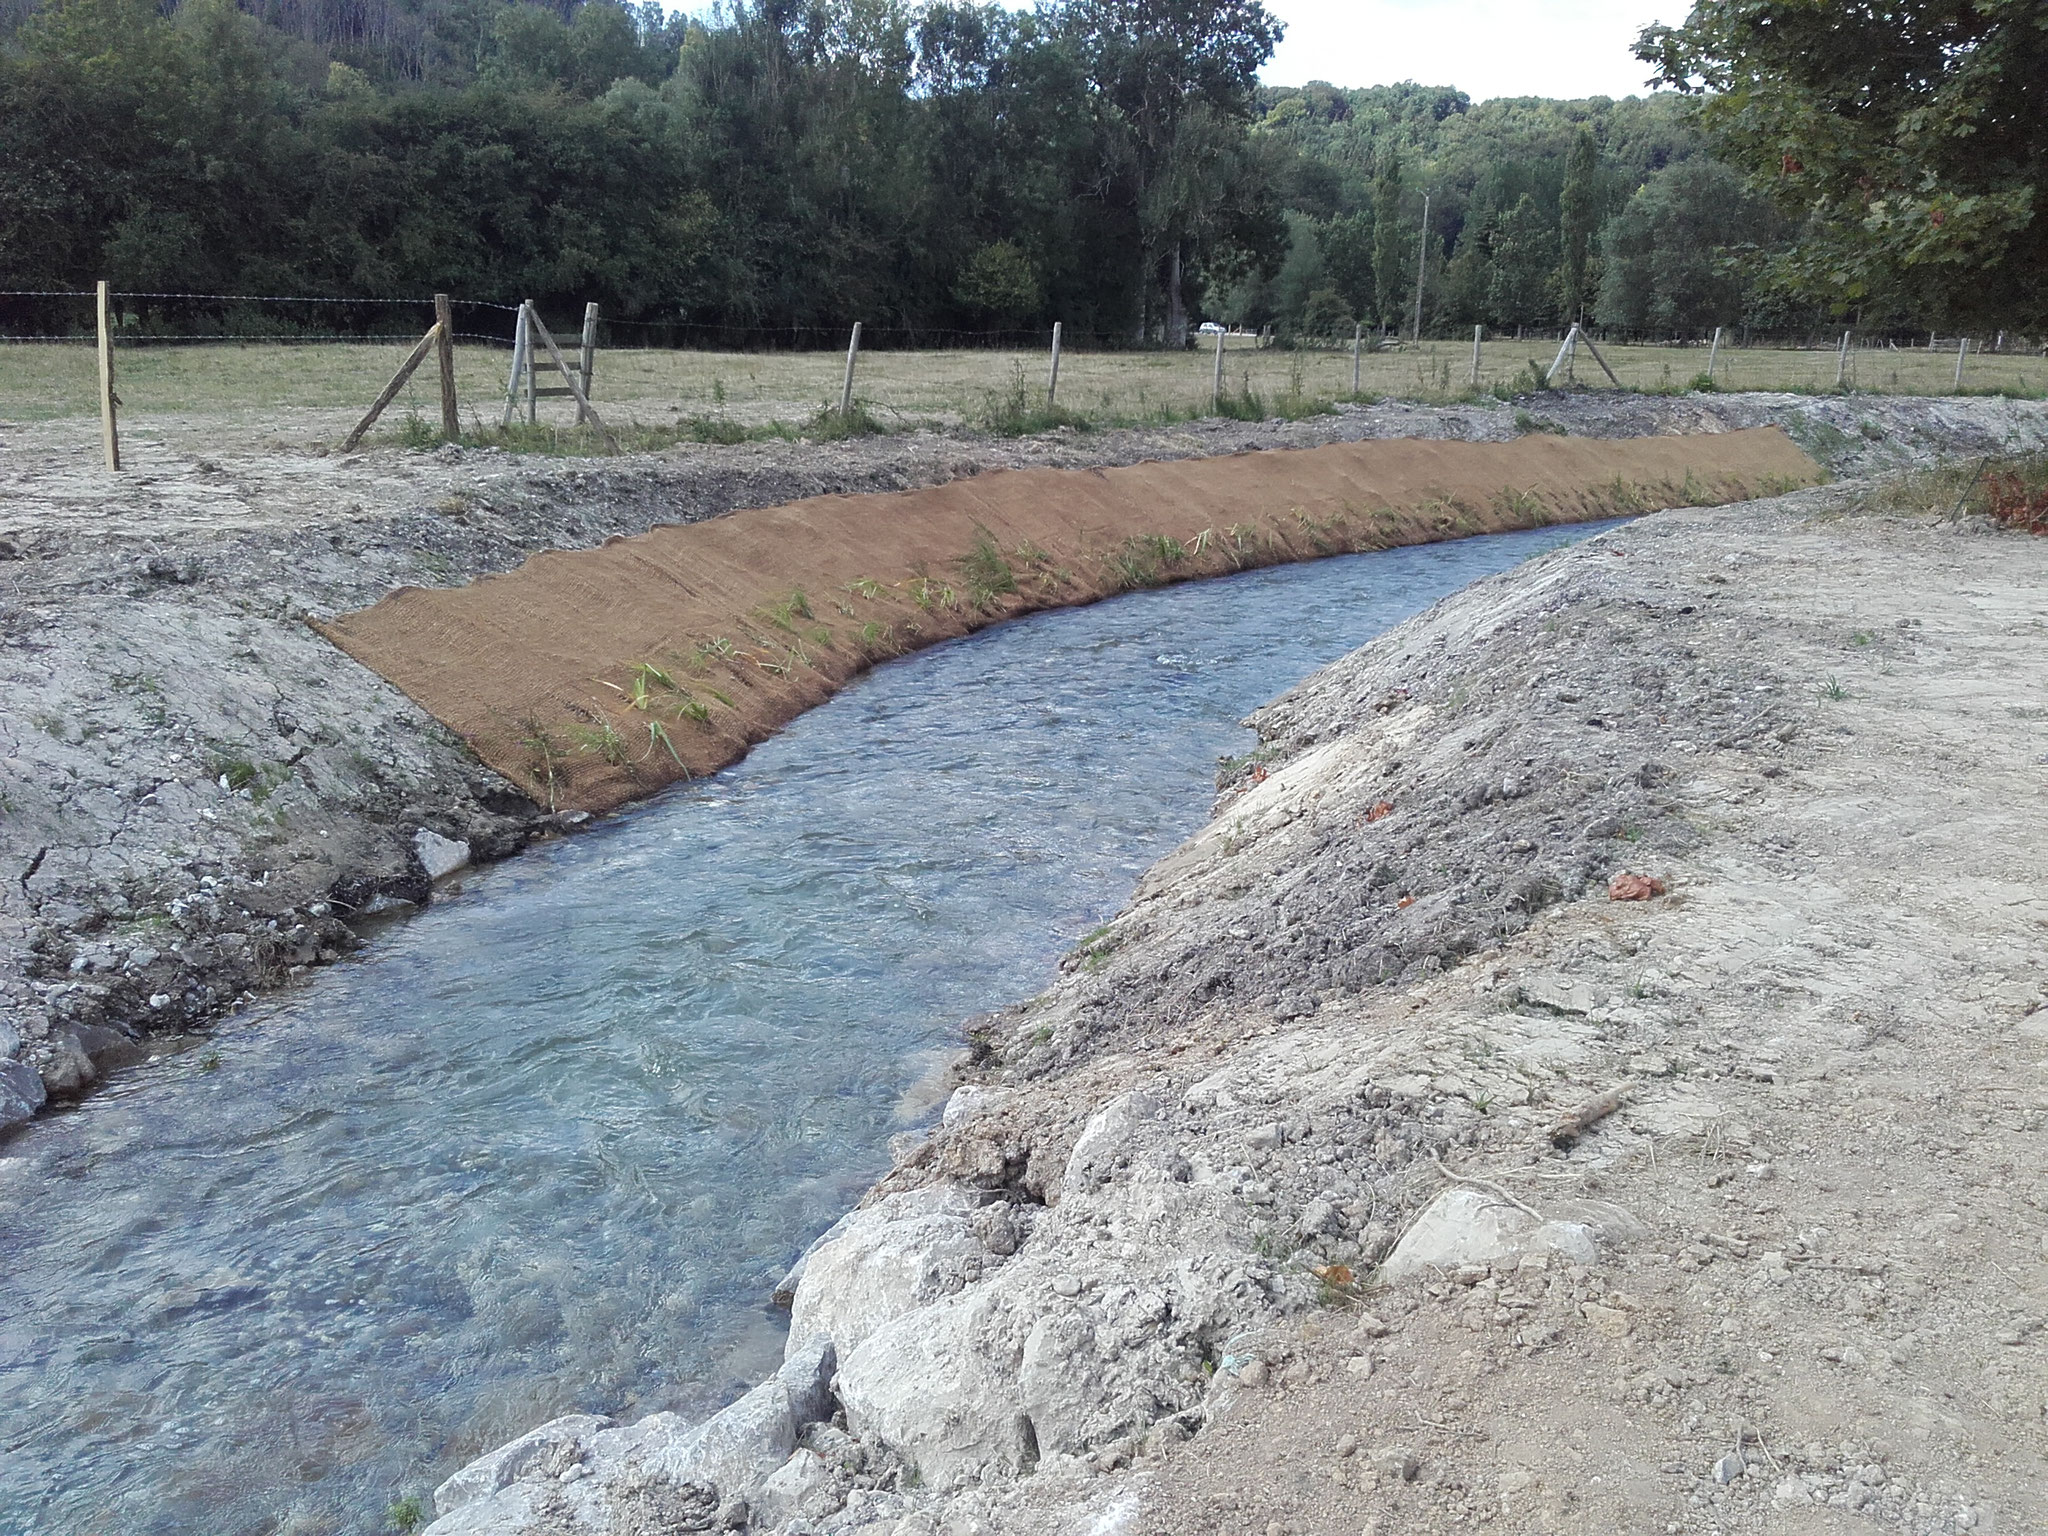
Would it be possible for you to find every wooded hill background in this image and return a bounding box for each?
[1,0,2039,343]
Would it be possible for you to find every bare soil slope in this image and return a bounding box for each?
[316,429,1818,814]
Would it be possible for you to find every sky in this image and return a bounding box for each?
[1258,0,1698,102]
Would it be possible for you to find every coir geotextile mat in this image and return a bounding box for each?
[315,428,1822,813]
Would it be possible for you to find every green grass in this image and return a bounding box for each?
[956,527,1018,609]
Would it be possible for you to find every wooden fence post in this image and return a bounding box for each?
[525,299,539,423]
[1834,328,1852,389]
[1213,325,1226,409]
[1577,328,1623,387]
[96,280,120,471]
[578,302,600,425]
[840,322,862,415]
[433,293,459,440]
[1706,325,1722,381]
[1047,321,1062,407]
[1469,323,1482,387]
[1545,325,1578,386]
[343,323,444,451]
[1351,322,1362,395]
[1954,335,1969,390]
[502,304,529,428]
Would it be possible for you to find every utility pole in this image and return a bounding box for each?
[1412,191,1430,345]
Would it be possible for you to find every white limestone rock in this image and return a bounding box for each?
[1379,1188,1599,1281]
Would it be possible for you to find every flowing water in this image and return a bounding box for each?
[0,523,1612,1536]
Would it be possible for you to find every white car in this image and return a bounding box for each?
[1197,321,1226,335]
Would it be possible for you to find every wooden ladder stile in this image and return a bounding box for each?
[505,301,603,427]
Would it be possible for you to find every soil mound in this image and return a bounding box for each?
[314,428,1819,813]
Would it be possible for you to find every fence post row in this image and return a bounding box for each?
[841,322,862,415]
[1047,321,1062,407]
[96,279,121,471]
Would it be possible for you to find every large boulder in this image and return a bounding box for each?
[786,1186,991,1361]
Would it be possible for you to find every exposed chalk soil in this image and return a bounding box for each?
[412,419,2048,1536]
[4,390,2043,1130]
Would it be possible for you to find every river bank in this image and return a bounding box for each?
[3,390,2042,1130]
[421,444,2048,1536]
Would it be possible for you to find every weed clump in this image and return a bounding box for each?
[956,528,1017,608]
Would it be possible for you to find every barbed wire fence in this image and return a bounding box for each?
[4,285,2044,470]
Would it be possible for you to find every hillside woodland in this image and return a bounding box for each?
[1,0,2041,341]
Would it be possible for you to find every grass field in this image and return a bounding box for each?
[5,333,2044,449]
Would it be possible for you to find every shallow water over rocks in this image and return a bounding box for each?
[0,522,1609,1535]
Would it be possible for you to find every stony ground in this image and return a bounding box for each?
[836,475,2048,1536]
[412,416,2046,1536]
[7,389,2046,1133]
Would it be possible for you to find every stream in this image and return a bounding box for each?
[0,522,1612,1536]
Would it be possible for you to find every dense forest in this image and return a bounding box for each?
[1,0,2040,342]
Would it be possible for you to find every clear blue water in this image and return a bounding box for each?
[0,523,1609,1536]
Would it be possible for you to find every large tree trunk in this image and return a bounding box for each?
[1165,243,1188,348]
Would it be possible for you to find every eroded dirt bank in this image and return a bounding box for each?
[0,391,2039,1128]
[420,468,2048,1536]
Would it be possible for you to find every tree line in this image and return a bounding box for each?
[1,0,2039,344]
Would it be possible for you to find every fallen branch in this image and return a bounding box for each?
[1549,1081,1636,1147]
[1430,1153,1548,1222]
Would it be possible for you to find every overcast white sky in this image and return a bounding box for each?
[1258,0,1696,100]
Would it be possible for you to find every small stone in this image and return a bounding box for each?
[1499,1469,1533,1496]
[1354,1312,1390,1337]
[1335,1435,1359,1459]
[1052,1273,1081,1298]
[1247,1121,1285,1151]
[1371,1448,1420,1483]
[1583,1301,1632,1337]
[1713,1453,1746,1485]
[1344,1355,1375,1378]
[413,828,472,880]
[1237,1358,1268,1388]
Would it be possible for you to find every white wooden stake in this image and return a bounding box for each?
[1954,335,1968,390]
[502,304,529,428]
[1469,323,1482,387]
[96,280,120,471]
[1834,329,1852,389]
[1706,325,1722,380]
[577,302,600,425]
[1047,321,1062,407]
[1545,325,1579,385]
[840,322,862,415]
[1213,325,1226,409]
